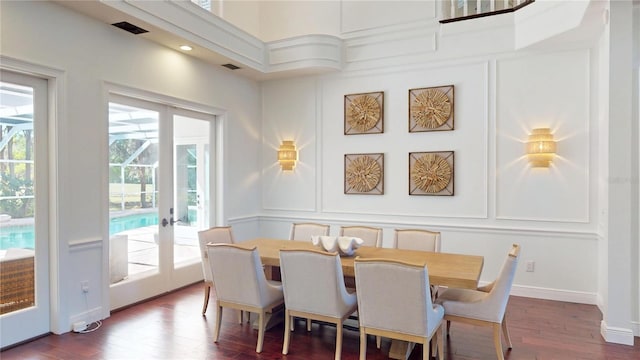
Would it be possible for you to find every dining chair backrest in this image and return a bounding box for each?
[482,244,520,322]
[354,258,440,338]
[197,226,234,283]
[289,223,330,242]
[207,244,280,308]
[339,226,382,248]
[279,249,354,317]
[394,229,441,252]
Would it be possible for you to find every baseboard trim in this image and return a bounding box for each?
[631,321,640,337]
[600,320,636,345]
[508,283,598,305]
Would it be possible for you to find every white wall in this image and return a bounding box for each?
[600,0,639,345]
[0,0,261,333]
[222,0,261,38]
[340,0,436,34]
[221,1,436,42]
[636,3,640,338]
[219,0,342,42]
[259,1,341,42]
[3,0,637,343]
[260,14,601,306]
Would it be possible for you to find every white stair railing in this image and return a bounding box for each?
[442,0,533,23]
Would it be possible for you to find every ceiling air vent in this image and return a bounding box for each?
[111,21,148,35]
[222,63,241,70]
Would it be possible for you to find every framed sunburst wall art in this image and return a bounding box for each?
[409,151,454,196]
[344,153,384,195]
[408,85,454,132]
[344,91,384,135]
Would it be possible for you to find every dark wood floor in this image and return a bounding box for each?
[2,282,639,359]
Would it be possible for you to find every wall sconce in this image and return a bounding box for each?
[278,140,298,171]
[526,128,556,167]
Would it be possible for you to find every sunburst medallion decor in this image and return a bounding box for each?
[409,85,454,132]
[409,151,454,196]
[345,92,384,135]
[344,153,384,195]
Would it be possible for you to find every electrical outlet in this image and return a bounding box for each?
[526,261,535,272]
[80,280,89,293]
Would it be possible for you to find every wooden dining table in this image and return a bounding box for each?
[235,238,484,360]
[240,238,484,289]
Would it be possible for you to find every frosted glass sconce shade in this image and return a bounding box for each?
[526,128,556,167]
[278,140,297,171]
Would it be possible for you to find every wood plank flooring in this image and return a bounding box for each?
[2,282,639,359]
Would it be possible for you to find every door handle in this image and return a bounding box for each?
[161,217,176,227]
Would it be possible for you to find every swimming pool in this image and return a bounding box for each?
[0,212,159,250]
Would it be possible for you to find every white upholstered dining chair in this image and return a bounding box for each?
[197,226,235,315]
[206,244,284,353]
[279,249,358,360]
[354,257,444,360]
[435,243,521,360]
[288,222,331,330]
[393,229,441,252]
[289,222,330,242]
[394,229,441,300]
[339,226,382,248]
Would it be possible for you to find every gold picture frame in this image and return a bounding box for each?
[409,85,454,132]
[409,151,454,196]
[344,153,384,195]
[344,91,384,135]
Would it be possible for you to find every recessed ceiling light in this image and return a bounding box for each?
[179,45,193,51]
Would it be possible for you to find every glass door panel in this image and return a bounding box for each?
[0,71,50,347]
[108,101,160,284]
[173,115,209,267]
[108,96,214,310]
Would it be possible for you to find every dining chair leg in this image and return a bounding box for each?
[335,320,343,360]
[359,328,367,360]
[376,336,381,349]
[237,310,243,324]
[446,320,451,335]
[202,283,211,315]
[437,325,444,360]
[307,318,312,332]
[423,340,429,360]
[256,311,266,353]
[213,304,222,343]
[492,323,504,360]
[502,317,513,349]
[282,311,291,355]
[431,331,437,358]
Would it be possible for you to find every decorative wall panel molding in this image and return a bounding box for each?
[257,215,598,239]
[344,25,437,65]
[68,237,103,249]
[495,50,590,223]
[341,2,436,34]
[266,35,343,73]
[321,61,489,218]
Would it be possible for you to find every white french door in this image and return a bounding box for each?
[108,94,215,309]
[0,70,50,347]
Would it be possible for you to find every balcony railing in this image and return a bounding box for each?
[440,0,534,23]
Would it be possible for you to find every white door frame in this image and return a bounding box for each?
[105,84,225,311]
[0,61,60,346]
